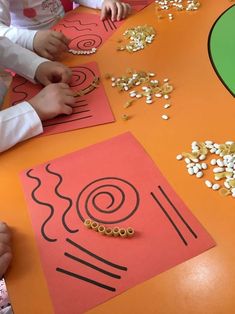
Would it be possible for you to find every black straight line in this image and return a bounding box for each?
[106,18,114,30]
[72,109,90,115]
[66,238,128,271]
[107,18,117,29]
[43,115,92,127]
[74,99,87,102]
[102,20,108,32]
[150,192,188,246]
[73,104,88,109]
[207,4,235,97]
[56,267,116,292]
[65,252,121,279]
[158,186,198,239]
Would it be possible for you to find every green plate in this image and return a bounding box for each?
[208,5,235,96]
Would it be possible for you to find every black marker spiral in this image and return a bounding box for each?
[76,177,140,224]
[70,66,96,95]
[70,34,102,51]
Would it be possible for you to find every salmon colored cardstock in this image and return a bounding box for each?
[20,132,215,314]
[53,12,123,51]
[11,62,114,136]
[53,0,155,50]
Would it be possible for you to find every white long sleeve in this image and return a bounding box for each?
[0,101,43,153]
[0,36,47,152]
[0,0,64,50]
[0,36,48,82]
[0,0,37,50]
[74,0,104,9]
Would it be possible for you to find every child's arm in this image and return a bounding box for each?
[0,0,37,50]
[0,37,75,153]
[0,83,75,153]
[0,37,71,84]
[75,0,131,21]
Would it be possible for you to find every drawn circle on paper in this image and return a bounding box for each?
[70,66,96,95]
[70,34,103,51]
[76,177,140,224]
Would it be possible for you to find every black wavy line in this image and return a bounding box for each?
[45,164,78,234]
[12,78,29,106]
[56,267,116,291]
[66,238,128,271]
[62,18,98,27]
[26,169,57,242]
[64,252,121,279]
[43,115,93,127]
[58,23,92,32]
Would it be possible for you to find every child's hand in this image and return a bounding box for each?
[33,30,70,60]
[35,61,72,86]
[101,0,131,21]
[0,222,12,278]
[28,83,76,121]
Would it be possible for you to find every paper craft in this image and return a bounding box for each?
[53,1,155,51]
[123,0,155,12]
[53,12,123,51]
[20,132,215,314]
[11,62,114,136]
[208,4,235,96]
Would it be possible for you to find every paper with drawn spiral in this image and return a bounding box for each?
[20,132,215,314]
[11,62,114,136]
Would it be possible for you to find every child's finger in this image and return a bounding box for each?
[122,3,130,19]
[0,252,12,278]
[42,49,55,61]
[64,95,76,106]
[51,31,70,46]
[0,222,9,233]
[61,104,73,115]
[116,2,123,21]
[60,69,72,84]
[100,6,108,20]
[111,3,118,21]
[49,37,69,52]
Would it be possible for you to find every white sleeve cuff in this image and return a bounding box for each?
[0,102,43,153]
[0,25,37,50]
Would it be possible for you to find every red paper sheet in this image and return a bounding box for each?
[20,132,215,314]
[11,62,114,136]
[53,12,123,51]
[53,1,155,50]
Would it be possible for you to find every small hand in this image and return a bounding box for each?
[100,0,131,21]
[28,83,76,121]
[33,30,70,60]
[35,61,72,86]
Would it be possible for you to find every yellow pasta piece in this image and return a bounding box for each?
[84,219,92,228]
[112,227,120,237]
[98,225,106,235]
[119,228,127,238]
[104,227,113,236]
[126,227,135,237]
[219,188,231,196]
[91,221,99,231]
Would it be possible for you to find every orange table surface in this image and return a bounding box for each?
[1,2,235,313]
